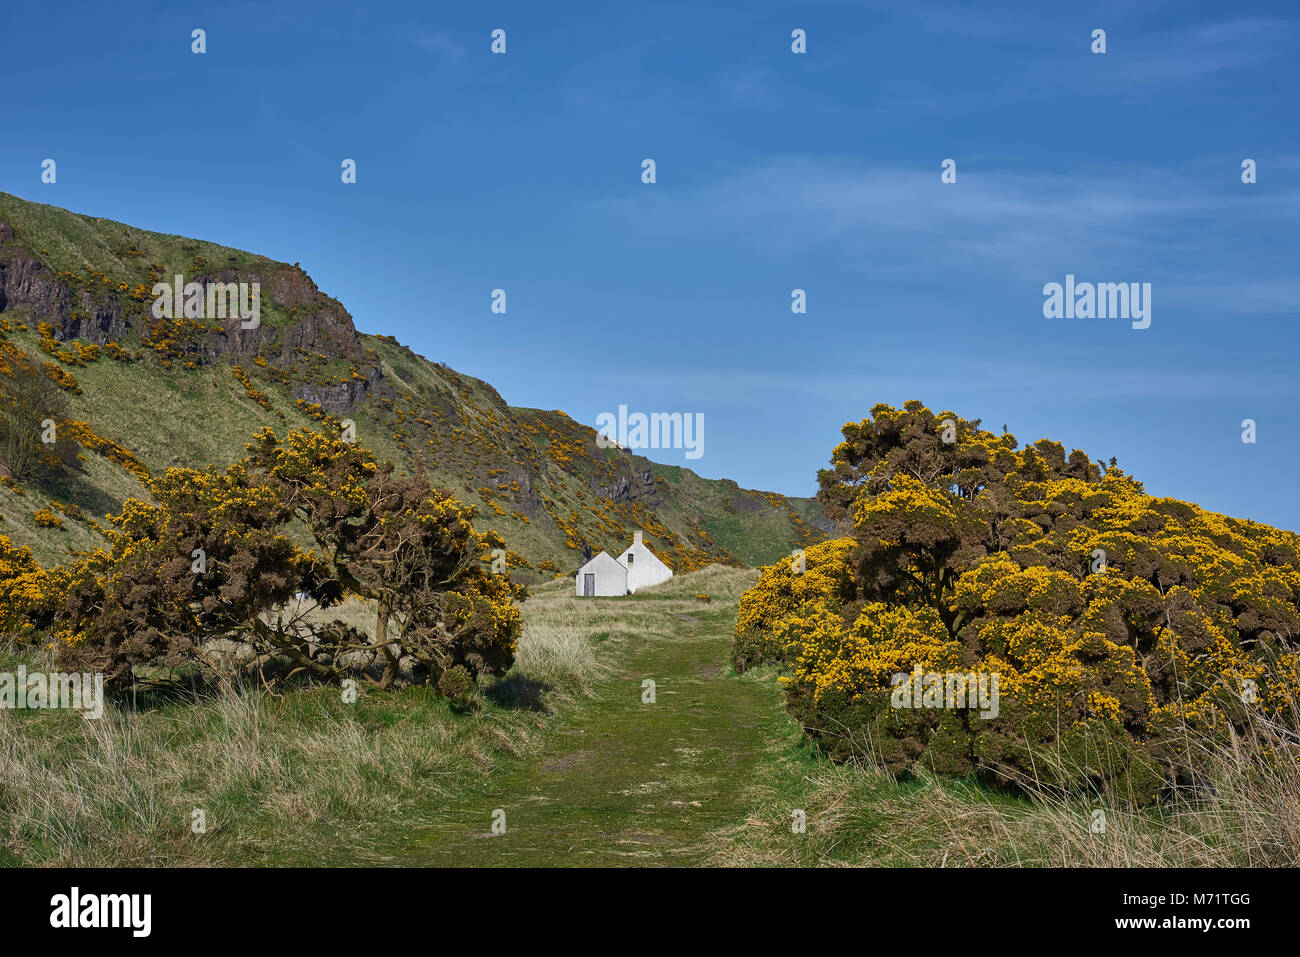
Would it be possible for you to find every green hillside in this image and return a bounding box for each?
[0,191,826,577]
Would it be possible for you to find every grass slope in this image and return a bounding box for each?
[0,190,824,575]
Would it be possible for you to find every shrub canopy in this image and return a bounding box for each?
[738,400,1300,802]
[3,427,524,692]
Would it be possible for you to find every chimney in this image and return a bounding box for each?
[633,531,643,546]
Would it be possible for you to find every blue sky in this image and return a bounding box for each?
[5,0,1299,528]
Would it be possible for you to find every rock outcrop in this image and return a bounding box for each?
[0,218,387,412]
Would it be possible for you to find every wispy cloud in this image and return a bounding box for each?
[409,31,466,68]
[597,155,1300,316]
[797,11,1300,114]
[1047,17,1299,90]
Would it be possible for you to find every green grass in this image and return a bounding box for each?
[370,566,773,866]
[0,317,321,567]
[0,567,759,866]
[0,576,599,866]
[704,686,1300,867]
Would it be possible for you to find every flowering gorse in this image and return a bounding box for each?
[739,401,1300,803]
[1,427,525,695]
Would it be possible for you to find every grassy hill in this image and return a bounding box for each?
[0,190,826,577]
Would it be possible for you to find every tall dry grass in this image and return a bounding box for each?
[705,699,1300,867]
[0,565,755,865]
[0,575,611,865]
[0,670,537,865]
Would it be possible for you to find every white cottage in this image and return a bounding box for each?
[575,551,628,597]
[617,531,673,593]
[575,531,674,597]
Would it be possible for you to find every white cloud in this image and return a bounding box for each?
[409,31,466,68]
[598,155,1300,319]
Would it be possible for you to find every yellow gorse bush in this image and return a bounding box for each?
[742,400,1300,802]
[732,536,858,670]
[0,427,525,694]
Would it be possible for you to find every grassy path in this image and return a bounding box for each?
[395,592,777,866]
